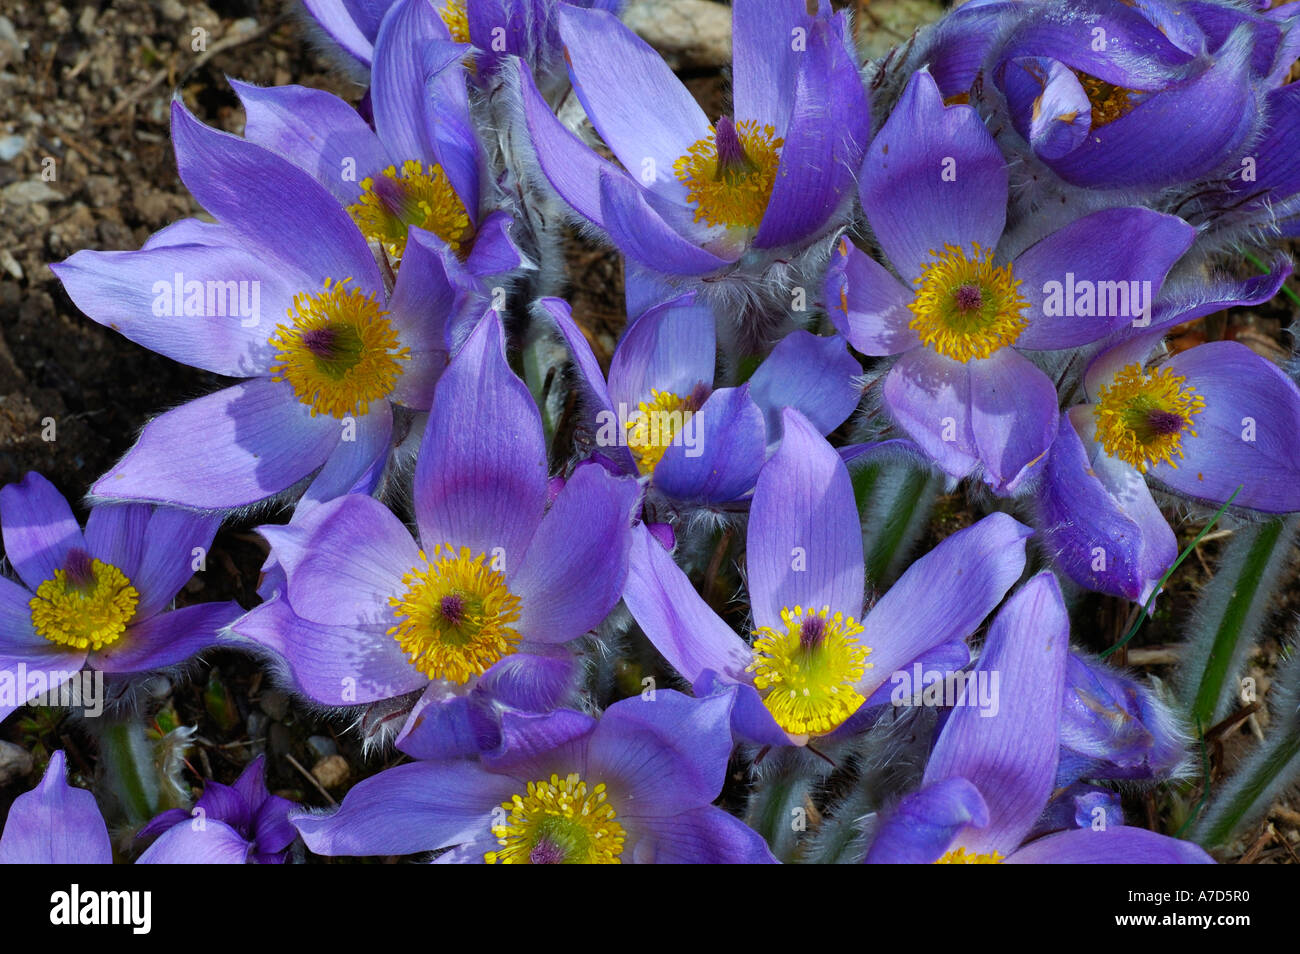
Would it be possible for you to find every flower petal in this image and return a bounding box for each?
[622,522,753,685]
[414,309,548,565]
[864,776,989,864]
[1,473,86,592]
[90,379,341,510]
[1014,207,1195,350]
[861,69,1008,282]
[511,463,638,644]
[653,385,766,503]
[1158,341,1300,511]
[0,751,112,864]
[747,408,864,628]
[923,571,1069,858]
[291,760,517,857]
[747,331,862,439]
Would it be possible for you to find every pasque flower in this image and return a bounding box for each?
[230,309,639,759]
[622,408,1032,747]
[303,0,621,84]
[542,275,861,508]
[291,690,776,863]
[828,69,1194,492]
[956,0,1290,189]
[0,473,239,723]
[865,572,1213,864]
[515,0,869,277]
[0,751,112,864]
[136,756,296,864]
[1037,334,1300,601]
[53,101,466,511]
[236,0,523,282]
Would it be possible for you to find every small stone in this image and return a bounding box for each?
[0,249,22,281]
[158,0,187,22]
[258,689,290,722]
[311,754,350,789]
[0,135,25,162]
[76,6,97,35]
[3,180,61,205]
[306,735,337,760]
[0,740,34,785]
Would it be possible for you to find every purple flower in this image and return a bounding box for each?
[542,278,861,508]
[1037,334,1300,600]
[230,310,639,759]
[984,0,1286,189]
[0,473,239,722]
[53,101,467,511]
[303,0,620,83]
[136,756,296,864]
[865,572,1214,864]
[829,69,1194,492]
[0,751,112,864]
[622,407,1033,748]
[290,690,776,863]
[235,0,523,285]
[1057,651,1187,786]
[515,0,868,277]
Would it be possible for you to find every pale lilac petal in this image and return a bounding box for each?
[287,494,420,628]
[825,239,919,356]
[414,310,549,567]
[586,690,734,813]
[622,523,753,685]
[0,751,111,864]
[968,347,1059,493]
[92,601,240,674]
[748,331,862,439]
[91,380,341,509]
[1,473,85,592]
[747,408,864,629]
[924,572,1070,858]
[862,70,1008,282]
[229,596,424,705]
[559,5,709,204]
[136,819,252,864]
[291,761,517,856]
[1007,826,1215,864]
[511,463,638,644]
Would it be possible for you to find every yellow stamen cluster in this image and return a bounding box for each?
[29,560,138,651]
[439,0,470,43]
[347,159,472,261]
[908,243,1029,363]
[673,121,784,230]
[1074,71,1138,128]
[625,388,698,475]
[749,605,872,737]
[1093,363,1205,472]
[268,277,409,418]
[936,847,1005,864]
[387,544,522,683]
[485,773,626,864]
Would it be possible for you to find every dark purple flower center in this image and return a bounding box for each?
[954,283,983,312]
[1145,408,1187,437]
[62,548,95,589]
[799,614,826,651]
[529,836,567,864]
[713,116,756,181]
[302,326,342,359]
[439,593,467,626]
[373,174,413,219]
